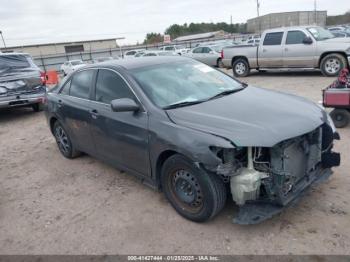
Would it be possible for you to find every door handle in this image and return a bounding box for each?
[57,99,63,108]
[90,109,99,119]
[262,49,267,52]
[285,48,289,51]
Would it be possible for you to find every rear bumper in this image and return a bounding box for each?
[0,89,46,109]
[233,167,335,225]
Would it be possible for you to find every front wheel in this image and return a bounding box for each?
[161,154,227,222]
[330,109,350,128]
[232,58,250,77]
[320,54,347,77]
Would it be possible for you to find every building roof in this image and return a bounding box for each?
[174,31,226,42]
[247,10,327,22]
[2,37,124,49]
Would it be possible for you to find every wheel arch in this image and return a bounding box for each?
[49,116,58,134]
[318,51,348,68]
[231,56,249,67]
[155,150,179,190]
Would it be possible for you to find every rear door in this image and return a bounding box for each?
[56,69,96,154]
[201,47,218,66]
[283,30,316,68]
[191,47,205,63]
[89,68,150,176]
[258,31,284,68]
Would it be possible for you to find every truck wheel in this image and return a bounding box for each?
[53,121,81,159]
[320,54,347,77]
[330,109,350,128]
[32,103,44,112]
[161,154,227,222]
[233,59,250,77]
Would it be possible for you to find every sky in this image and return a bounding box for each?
[0,0,348,47]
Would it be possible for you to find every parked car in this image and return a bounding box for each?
[0,53,46,112]
[140,51,178,57]
[92,57,118,63]
[186,44,232,67]
[60,60,86,76]
[45,56,340,224]
[222,26,350,77]
[245,39,260,46]
[159,45,190,55]
[328,26,350,33]
[124,49,145,58]
[332,31,350,38]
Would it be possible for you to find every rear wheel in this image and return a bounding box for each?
[217,58,224,68]
[32,103,44,112]
[161,154,226,222]
[320,54,347,77]
[232,58,250,77]
[53,121,81,158]
[330,109,350,128]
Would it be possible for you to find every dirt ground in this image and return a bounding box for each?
[0,70,349,255]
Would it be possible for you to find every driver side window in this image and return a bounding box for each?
[95,69,135,104]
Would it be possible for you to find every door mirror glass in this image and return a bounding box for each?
[111,98,140,112]
[303,36,313,44]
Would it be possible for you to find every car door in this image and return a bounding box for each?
[258,31,284,68]
[201,47,217,66]
[56,69,97,154]
[89,68,150,176]
[283,30,316,68]
[191,47,204,62]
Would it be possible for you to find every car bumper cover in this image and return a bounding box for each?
[0,91,46,109]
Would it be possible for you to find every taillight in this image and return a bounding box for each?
[221,50,224,59]
[40,71,47,85]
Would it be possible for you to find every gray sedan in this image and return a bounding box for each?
[186,45,232,67]
[45,57,340,224]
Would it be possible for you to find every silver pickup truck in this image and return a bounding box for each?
[222,26,350,77]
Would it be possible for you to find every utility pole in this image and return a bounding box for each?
[0,30,7,50]
[256,0,261,34]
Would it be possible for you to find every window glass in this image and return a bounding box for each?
[70,70,94,99]
[263,32,283,45]
[202,47,211,53]
[286,31,307,44]
[60,80,71,95]
[193,47,203,53]
[0,55,30,70]
[165,46,175,51]
[95,70,135,104]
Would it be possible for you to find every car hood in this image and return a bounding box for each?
[166,86,327,147]
[322,37,350,43]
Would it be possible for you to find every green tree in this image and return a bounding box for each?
[143,32,163,44]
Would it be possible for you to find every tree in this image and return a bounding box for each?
[143,32,163,45]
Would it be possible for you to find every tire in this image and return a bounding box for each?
[217,58,224,68]
[53,121,81,159]
[320,54,347,77]
[232,58,250,77]
[330,109,350,128]
[161,154,227,222]
[32,103,44,112]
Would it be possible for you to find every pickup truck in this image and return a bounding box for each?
[222,26,350,77]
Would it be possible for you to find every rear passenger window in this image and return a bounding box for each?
[286,31,307,45]
[95,69,135,104]
[263,32,284,46]
[70,70,94,99]
[60,80,71,95]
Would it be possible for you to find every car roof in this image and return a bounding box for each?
[264,26,320,33]
[86,56,190,70]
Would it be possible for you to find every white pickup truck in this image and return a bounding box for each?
[222,26,350,77]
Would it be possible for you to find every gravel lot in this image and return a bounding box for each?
[0,70,349,255]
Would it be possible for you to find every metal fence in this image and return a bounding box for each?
[33,35,249,72]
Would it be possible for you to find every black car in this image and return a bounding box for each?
[0,53,46,111]
[45,57,340,224]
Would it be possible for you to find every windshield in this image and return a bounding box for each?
[71,60,83,65]
[131,61,242,108]
[0,55,30,70]
[307,27,335,41]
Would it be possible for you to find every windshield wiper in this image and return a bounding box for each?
[208,86,246,101]
[163,100,206,110]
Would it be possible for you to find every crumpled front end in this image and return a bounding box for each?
[209,124,340,224]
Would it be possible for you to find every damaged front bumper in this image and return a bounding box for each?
[234,167,333,225]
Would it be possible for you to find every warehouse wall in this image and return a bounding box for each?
[2,39,117,56]
[247,11,327,33]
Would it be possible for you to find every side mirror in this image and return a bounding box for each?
[111,98,140,112]
[303,36,313,44]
